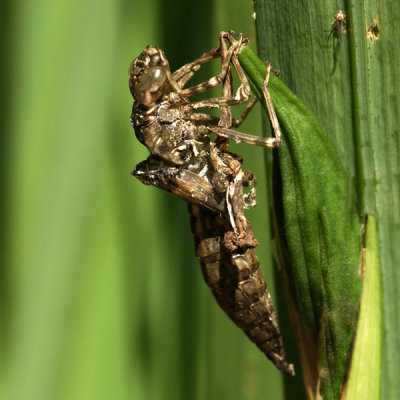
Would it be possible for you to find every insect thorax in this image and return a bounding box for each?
[132,101,210,166]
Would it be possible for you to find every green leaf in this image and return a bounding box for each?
[254,1,400,398]
[344,216,382,400]
[238,46,362,399]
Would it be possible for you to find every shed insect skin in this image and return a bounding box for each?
[129,32,294,375]
[328,9,348,73]
[331,9,347,42]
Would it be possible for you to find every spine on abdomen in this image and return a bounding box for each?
[188,204,294,375]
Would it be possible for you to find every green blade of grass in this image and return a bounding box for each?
[238,46,362,399]
[254,1,400,398]
[344,216,381,400]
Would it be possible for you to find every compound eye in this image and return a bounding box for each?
[150,53,161,66]
[140,67,165,91]
[134,67,166,106]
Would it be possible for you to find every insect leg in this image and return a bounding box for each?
[146,45,228,99]
[219,34,234,130]
[172,47,221,88]
[232,96,258,127]
[185,103,258,129]
[172,30,241,91]
[188,40,253,110]
[179,44,238,98]
[206,36,254,122]
[262,62,282,146]
[207,126,281,148]
[178,31,249,99]
[206,62,282,149]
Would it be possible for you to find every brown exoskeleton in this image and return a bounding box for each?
[328,10,348,73]
[129,31,294,375]
[330,9,347,43]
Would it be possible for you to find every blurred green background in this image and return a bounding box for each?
[0,1,291,399]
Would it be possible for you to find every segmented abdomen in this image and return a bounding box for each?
[189,204,294,375]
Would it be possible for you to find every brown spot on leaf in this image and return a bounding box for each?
[366,18,380,43]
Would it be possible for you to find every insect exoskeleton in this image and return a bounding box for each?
[331,9,347,40]
[129,32,294,375]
